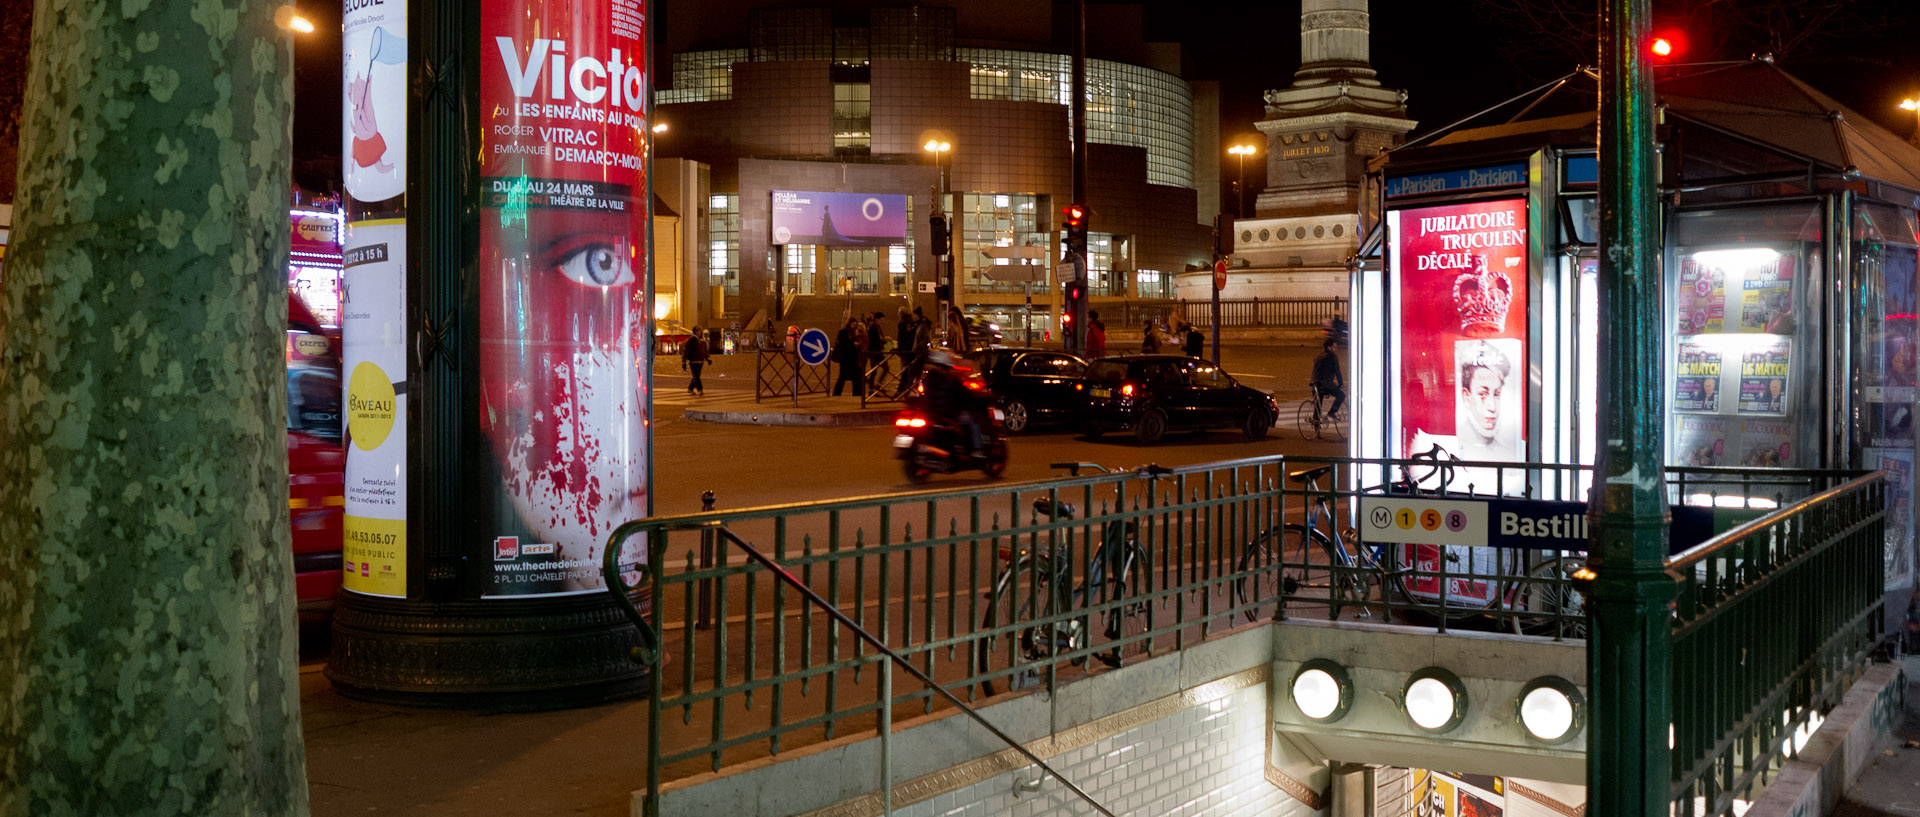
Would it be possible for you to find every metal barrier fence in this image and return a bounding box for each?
[600,455,1882,815]
[1103,298,1347,331]
[754,348,831,402]
[1667,470,1886,817]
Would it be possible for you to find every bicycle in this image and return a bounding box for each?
[975,462,1164,696]
[1296,383,1348,441]
[1231,452,1587,636]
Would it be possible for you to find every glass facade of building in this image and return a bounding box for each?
[960,49,1194,189]
[959,193,1050,295]
[708,194,740,295]
[661,42,1195,189]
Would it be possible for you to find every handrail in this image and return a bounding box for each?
[1665,469,1882,573]
[710,525,1118,817]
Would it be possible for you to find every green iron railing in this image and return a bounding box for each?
[598,455,1881,816]
[1667,470,1887,816]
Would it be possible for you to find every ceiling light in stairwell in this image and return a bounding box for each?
[1516,676,1585,744]
[1289,659,1352,723]
[1402,667,1468,733]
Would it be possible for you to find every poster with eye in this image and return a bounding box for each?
[478,0,649,597]
[1676,416,1730,467]
[1737,255,1796,333]
[1675,259,1726,334]
[1736,339,1791,415]
[1674,340,1723,413]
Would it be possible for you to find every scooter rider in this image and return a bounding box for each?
[920,349,988,455]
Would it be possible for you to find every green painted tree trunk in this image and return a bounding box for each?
[0,0,308,813]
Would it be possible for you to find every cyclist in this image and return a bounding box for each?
[1310,338,1346,419]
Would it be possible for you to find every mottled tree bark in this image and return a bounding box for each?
[0,0,308,813]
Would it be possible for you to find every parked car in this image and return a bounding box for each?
[962,347,1088,434]
[288,293,343,612]
[1078,355,1279,444]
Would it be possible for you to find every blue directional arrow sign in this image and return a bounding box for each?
[798,328,832,366]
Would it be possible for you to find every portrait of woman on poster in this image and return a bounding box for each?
[1454,340,1520,463]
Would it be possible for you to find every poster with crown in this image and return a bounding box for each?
[1389,198,1530,480]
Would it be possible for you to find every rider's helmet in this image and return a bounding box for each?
[926,349,953,368]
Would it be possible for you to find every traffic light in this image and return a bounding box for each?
[1213,212,1235,257]
[1650,29,1685,62]
[1062,203,1086,232]
[929,213,949,256]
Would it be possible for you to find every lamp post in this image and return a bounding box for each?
[1227,143,1257,218]
[924,138,953,342]
[1901,98,1920,145]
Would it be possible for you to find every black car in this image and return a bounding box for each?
[1078,355,1279,444]
[962,348,1088,434]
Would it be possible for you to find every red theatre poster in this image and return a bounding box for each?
[1390,199,1529,472]
[477,0,648,598]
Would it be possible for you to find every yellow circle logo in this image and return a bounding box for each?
[347,361,397,451]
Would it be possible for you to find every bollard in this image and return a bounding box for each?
[696,489,716,630]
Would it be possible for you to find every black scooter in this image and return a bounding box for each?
[892,394,1010,483]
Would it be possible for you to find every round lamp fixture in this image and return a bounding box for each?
[1515,676,1585,744]
[1402,667,1468,733]
[1290,659,1353,723]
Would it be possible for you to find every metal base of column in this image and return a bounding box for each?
[324,592,651,711]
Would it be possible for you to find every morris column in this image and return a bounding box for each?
[328,0,654,707]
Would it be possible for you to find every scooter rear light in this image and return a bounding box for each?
[895,416,928,428]
[997,546,1014,561]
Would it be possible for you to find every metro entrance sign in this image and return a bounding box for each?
[1358,495,1758,553]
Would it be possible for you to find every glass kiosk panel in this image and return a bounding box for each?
[1668,204,1824,500]
[1855,202,1918,599]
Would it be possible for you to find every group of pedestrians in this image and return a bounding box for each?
[1136,318,1206,358]
[831,307,936,398]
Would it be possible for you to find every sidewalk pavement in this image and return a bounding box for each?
[1834,653,1920,817]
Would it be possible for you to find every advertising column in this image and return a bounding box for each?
[479,0,648,597]
[340,0,409,598]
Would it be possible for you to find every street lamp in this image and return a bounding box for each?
[1901,98,1920,145]
[1227,143,1257,218]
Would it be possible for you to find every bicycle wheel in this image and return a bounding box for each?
[1515,556,1588,639]
[1095,555,1151,668]
[1235,524,1325,622]
[976,558,1069,697]
[1294,400,1321,441]
[1321,402,1349,442]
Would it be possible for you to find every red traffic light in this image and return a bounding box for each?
[1650,29,1685,61]
[1062,204,1086,227]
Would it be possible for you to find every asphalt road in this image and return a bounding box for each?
[649,342,1346,516]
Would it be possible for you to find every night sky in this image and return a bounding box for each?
[289,1,1920,202]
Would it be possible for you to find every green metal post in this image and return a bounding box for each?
[1590,0,1676,814]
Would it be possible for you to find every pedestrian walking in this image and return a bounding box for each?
[681,325,710,396]
[832,317,865,396]
[1182,321,1204,358]
[1087,309,1107,358]
[1140,320,1162,354]
[867,312,889,391]
[900,308,933,396]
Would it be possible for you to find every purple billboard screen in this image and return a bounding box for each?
[770,191,908,246]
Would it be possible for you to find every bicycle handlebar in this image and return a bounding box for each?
[1049,462,1174,478]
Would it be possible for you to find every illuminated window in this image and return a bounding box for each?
[707,194,740,296]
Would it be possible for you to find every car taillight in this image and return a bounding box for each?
[1121,383,1135,397]
[914,383,925,395]
[965,379,985,391]
[1074,383,1084,391]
